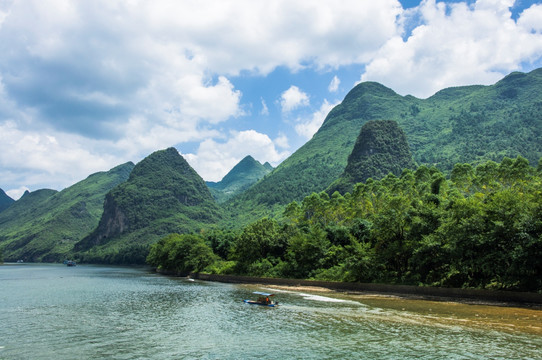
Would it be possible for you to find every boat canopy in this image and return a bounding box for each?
[253,291,274,296]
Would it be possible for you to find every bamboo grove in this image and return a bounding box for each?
[148,156,542,292]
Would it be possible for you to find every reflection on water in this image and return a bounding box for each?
[1,264,541,359]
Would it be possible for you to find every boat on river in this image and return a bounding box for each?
[243,291,278,307]
[64,260,76,267]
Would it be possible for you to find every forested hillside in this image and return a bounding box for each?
[2,68,542,272]
[75,148,223,264]
[225,69,542,224]
[0,162,134,262]
[0,189,14,213]
[149,157,542,292]
[328,120,416,194]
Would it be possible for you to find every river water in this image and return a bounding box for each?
[1,264,540,359]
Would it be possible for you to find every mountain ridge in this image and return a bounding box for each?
[0,162,134,262]
[0,189,15,213]
[206,155,273,202]
[224,68,542,223]
[74,148,223,261]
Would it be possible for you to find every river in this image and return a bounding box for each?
[1,263,540,359]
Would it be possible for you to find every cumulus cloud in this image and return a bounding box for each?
[184,130,290,182]
[274,132,290,149]
[280,86,310,113]
[361,0,542,98]
[0,121,118,193]
[328,75,341,92]
[518,4,542,34]
[294,99,338,139]
[1,0,542,192]
[0,0,404,191]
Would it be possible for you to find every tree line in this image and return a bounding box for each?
[147,156,542,292]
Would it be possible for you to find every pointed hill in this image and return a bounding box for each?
[328,120,416,194]
[0,189,15,213]
[226,68,542,223]
[206,155,273,202]
[0,162,134,262]
[75,148,222,262]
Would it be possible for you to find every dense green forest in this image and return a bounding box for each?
[225,69,542,224]
[148,156,542,292]
[2,69,542,279]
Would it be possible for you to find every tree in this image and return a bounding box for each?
[147,233,218,275]
[232,218,285,272]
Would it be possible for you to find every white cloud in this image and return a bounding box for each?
[0,0,404,191]
[361,0,542,98]
[294,99,338,139]
[280,85,310,113]
[1,0,542,192]
[328,75,341,92]
[0,121,119,192]
[518,4,542,34]
[274,133,290,149]
[184,130,290,181]
[260,98,269,115]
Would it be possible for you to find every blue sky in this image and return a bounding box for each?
[1,0,542,199]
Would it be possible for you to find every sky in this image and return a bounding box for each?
[1,0,542,200]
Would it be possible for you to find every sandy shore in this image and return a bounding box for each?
[242,282,542,310]
[190,273,542,309]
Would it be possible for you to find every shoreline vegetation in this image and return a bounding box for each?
[147,157,542,298]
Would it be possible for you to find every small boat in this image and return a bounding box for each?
[243,291,278,307]
[65,260,76,267]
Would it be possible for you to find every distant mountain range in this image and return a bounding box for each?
[0,189,14,213]
[206,155,273,203]
[0,163,133,261]
[225,68,542,221]
[1,68,541,263]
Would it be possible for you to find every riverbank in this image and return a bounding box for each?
[189,273,542,309]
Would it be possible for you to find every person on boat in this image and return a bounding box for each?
[266,297,269,304]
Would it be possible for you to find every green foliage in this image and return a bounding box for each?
[147,233,218,275]
[329,120,416,194]
[0,188,15,213]
[226,68,542,225]
[74,148,223,262]
[203,229,238,260]
[0,163,134,262]
[232,218,286,272]
[147,157,542,292]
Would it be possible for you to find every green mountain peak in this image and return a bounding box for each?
[226,68,542,223]
[328,120,416,194]
[0,188,15,213]
[207,155,273,202]
[75,147,222,257]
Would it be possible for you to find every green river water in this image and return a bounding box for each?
[1,263,540,359]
